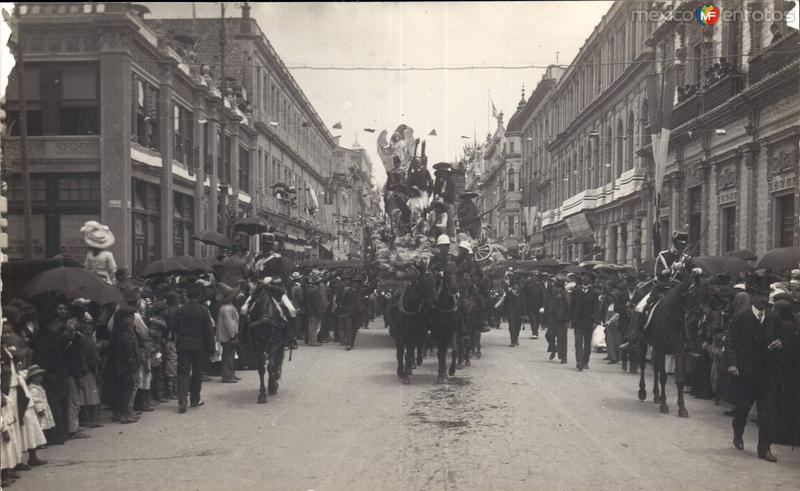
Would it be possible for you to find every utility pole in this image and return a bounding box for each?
[15,9,33,258]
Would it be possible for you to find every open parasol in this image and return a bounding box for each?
[727,249,757,262]
[755,247,800,275]
[143,258,190,277]
[24,267,125,305]
[172,255,213,273]
[193,231,232,249]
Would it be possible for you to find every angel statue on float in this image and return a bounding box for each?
[377,124,416,176]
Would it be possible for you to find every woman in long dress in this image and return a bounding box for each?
[80,221,117,285]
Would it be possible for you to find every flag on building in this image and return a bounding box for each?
[491,100,499,119]
[646,67,676,254]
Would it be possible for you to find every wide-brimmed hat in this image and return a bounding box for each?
[308,269,323,284]
[433,162,453,172]
[215,282,240,303]
[458,241,473,254]
[431,197,447,210]
[25,365,47,380]
[289,271,302,281]
[81,220,115,249]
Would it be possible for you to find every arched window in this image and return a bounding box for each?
[627,112,635,170]
[507,165,515,192]
[616,118,624,178]
[586,140,593,190]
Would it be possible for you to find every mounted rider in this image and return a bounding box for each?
[654,231,690,283]
[254,233,288,286]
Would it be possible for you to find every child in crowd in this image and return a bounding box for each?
[18,365,48,467]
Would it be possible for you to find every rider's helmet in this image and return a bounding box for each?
[436,234,451,246]
[672,231,689,254]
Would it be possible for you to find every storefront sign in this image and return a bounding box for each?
[566,213,593,237]
[109,199,122,208]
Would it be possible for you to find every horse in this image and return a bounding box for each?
[245,284,292,403]
[391,271,437,384]
[636,272,707,417]
[427,269,460,384]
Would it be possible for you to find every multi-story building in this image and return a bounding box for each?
[648,1,799,255]
[519,1,799,265]
[2,3,338,272]
[520,2,659,265]
[331,139,375,260]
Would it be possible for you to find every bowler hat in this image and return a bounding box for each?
[433,162,453,172]
[746,274,771,294]
[25,364,47,380]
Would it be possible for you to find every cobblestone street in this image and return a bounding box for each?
[13,321,800,491]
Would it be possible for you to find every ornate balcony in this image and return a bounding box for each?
[748,31,799,85]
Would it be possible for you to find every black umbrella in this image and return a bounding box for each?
[172,255,212,273]
[560,264,583,274]
[143,258,189,277]
[234,216,269,236]
[24,267,124,305]
[193,231,232,249]
[756,247,800,275]
[530,258,561,270]
[728,249,757,262]
[202,256,224,269]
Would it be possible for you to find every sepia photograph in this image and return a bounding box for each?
[0,1,799,489]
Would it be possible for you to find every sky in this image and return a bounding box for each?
[143,1,615,187]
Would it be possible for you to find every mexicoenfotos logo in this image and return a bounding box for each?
[695,4,721,26]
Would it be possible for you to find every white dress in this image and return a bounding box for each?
[18,377,47,451]
[29,384,55,431]
[1,393,22,470]
[84,250,117,285]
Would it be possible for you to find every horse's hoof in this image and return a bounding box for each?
[457,362,463,370]
[402,376,410,385]
[268,384,278,396]
[257,393,267,404]
[637,389,646,401]
[653,395,660,404]
[465,359,471,367]
[436,376,446,384]
[476,352,481,359]
[448,367,456,376]
[659,404,670,414]
[678,408,689,418]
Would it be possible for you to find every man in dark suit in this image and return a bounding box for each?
[726,276,784,462]
[501,278,526,347]
[174,285,215,413]
[570,271,599,371]
[544,275,570,363]
[613,274,645,367]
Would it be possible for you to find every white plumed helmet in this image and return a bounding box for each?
[436,234,451,246]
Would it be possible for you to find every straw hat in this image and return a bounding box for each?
[289,271,302,282]
[308,269,323,284]
[81,220,115,249]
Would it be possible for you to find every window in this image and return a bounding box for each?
[7,177,47,202]
[604,127,612,184]
[507,166,515,192]
[132,179,161,275]
[659,218,670,251]
[776,194,795,248]
[204,123,213,178]
[219,134,232,184]
[691,44,703,86]
[239,146,251,194]
[57,176,100,201]
[508,215,516,237]
[132,76,160,150]
[5,110,44,136]
[509,141,515,154]
[688,186,702,247]
[173,102,194,169]
[616,119,624,178]
[722,206,737,253]
[59,66,99,135]
[173,192,194,256]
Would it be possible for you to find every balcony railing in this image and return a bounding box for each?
[748,31,800,85]
[672,72,745,128]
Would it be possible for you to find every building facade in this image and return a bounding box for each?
[3,3,339,273]
[519,3,658,266]
[331,139,376,260]
[648,0,799,256]
[518,0,799,265]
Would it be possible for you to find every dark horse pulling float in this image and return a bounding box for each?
[389,265,460,385]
